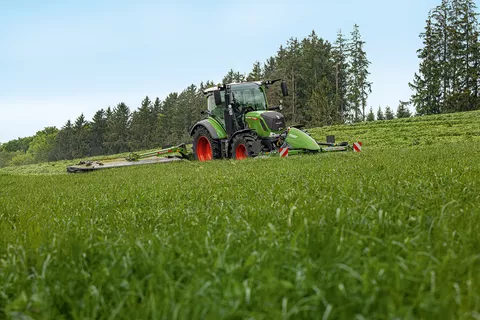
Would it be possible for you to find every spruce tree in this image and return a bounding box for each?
[410,12,442,115]
[347,24,372,122]
[104,103,131,154]
[377,107,385,120]
[72,114,89,159]
[333,29,350,122]
[222,69,245,84]
[52,120,74,160]
[247,62,263,81]
[385,106,395,120]
[89,109,107,156]
[396,101,412,118]
[366,107,375,121]
[130,96,153,150]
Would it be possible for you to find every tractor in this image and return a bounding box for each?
[67,79,355,173]
[190,79,329,161]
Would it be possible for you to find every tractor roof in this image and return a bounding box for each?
[203,81,262,95]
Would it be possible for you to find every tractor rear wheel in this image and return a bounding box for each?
[192,127,221,161]
[231,134,255,160]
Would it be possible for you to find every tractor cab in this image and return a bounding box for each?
[204,80,288,137]
[205,82,267,129]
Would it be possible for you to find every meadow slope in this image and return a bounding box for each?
[1,111,479,319]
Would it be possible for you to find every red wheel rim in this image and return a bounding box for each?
[235,144,247,160]
[196,136,212,161]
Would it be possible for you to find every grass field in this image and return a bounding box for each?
[1,111,480,319]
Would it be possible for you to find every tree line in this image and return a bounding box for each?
[1,24,373,167]
[409,0,480,115]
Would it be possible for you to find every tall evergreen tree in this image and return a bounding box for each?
[385,106,395,120]
[150,97,163,148]
[247,62,263,81]
[72,114,90,158]
[377,107,385,120]
[51,120,74,160]
[222,69,245,84]
[396,101,412,118]
[410,12,443,115]
[366,107,375,121]
[104,103,131,154]
[347,24,372,122]
[89,109,107,156]
[333,29,350,122]
[130,96,154,150]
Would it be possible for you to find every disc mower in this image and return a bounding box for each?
[67,80,358,173]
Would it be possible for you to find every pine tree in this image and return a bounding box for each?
[410,12,443,115]
[432,0,451,108]
[333,29,350,122]
[51,120,74,160]
[396,101,412,118]
[366,107,375,121]
[89,109,107,156]
[385,106,395,120]
[157,93,179,146]
[130,96,154,150]
[72,114,90,158]
[377,107,385,120]
[347,24,372,122]
[104,103,131,154]
[306,78,336,126]
[263,57,276,79]
[247,61,263,81]
[446,0,480,111]
[150,97,162,148]
[222,69,245,84]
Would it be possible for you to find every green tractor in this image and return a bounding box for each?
[190,79,344,161]
[67,79,355,173]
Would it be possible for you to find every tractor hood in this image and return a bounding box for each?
[260,111,286,131]
[286,127,320,151]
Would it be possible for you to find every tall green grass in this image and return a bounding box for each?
[1,111,479,319]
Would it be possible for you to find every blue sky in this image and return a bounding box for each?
[0,0,468,142]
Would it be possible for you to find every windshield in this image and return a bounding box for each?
[206,83,267,124]
[231,84,266,111]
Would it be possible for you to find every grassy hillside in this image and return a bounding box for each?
[309,110,480,148]
[2,110,479,176]
[1,111,479,319]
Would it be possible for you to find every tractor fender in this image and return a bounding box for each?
[190,120,221,139]
[228,129,253,144]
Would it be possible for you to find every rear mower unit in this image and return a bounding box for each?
[67,80,360,173]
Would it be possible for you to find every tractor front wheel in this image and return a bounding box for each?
[192,127,221,161]
[231,134,255,160]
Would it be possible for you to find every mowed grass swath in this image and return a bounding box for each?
[1,111,480,319]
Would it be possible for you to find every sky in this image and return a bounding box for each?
[0,0,467,143]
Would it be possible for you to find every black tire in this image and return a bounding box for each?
[192,126,222,161]
[230,134,256,160]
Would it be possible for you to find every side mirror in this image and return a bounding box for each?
[281,81,289,97]
[214,90,222,106]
